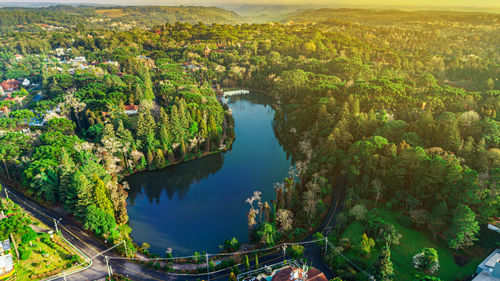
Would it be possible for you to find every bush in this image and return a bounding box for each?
[20,248,32,260]
[287,245,305,260]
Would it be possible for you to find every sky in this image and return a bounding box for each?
[1,0,498,8]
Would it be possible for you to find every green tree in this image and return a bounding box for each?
[448,204,479,249]
[287,244,305,260]
[83,205,117,237]
[372,246,394,281]
[245,254,249,270]
[413,248,439,274]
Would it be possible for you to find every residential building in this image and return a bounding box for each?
[238,260,328,281]
[124,105,138,115]
[21,78,30,87]
[0,79,21,92]
[0,239,14,280]
[473,249,500,281]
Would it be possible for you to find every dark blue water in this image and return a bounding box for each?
[126,93,292,256]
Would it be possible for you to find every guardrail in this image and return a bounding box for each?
[223,90,250,96]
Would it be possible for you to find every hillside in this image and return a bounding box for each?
[284,8,500,26]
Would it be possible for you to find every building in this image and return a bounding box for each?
[0,239,14,280]
[488,218,500,234]
[0,79,21,92]
[14,54,23,61]
[473,249,500,281]
[21,78,30,87]
[124,105,138,115]
[238,260,328,281]
[271,266,328,281]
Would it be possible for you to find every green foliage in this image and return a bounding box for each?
[413,248,440,274]
[287,244,305,260]
[447,204,480,250]
[372,246,394,281]
[254,222,277,247]
[83,205,117,238]
[223,237,240,252]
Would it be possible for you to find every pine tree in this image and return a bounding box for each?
[245,255,249,270]
[58,149,75,206]
[93,176,114,216]
[155,148,166,168]
[179,139,186,159]
[448,204,480,249]
[137,107,156,148]
[142,71,155,101]
[72,171,93,219]
[372,246,394,281]
[158,107,171,147]
[170,105,183,143]
[147,149,154,169]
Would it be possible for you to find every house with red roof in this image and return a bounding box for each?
[0,79,21,92]
[124,105,138,115]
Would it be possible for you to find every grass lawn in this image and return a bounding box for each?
[338,209,489,280]
[15,234,81,280]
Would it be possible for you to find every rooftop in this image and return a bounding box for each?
[474,249,500,281]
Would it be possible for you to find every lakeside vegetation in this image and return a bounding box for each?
[0,5,498,280]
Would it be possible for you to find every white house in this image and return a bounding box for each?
[21,79,30,87]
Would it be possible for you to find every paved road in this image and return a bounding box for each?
[1,177,345,281]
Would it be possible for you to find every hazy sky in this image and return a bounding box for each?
[2,0,498,8]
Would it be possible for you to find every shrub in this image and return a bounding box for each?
[287,245,305,260]
[20,248,32,260]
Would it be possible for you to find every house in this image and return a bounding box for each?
[72,56,87,64]
[0,239,14,280]
[124,105,138,115]
[488,218,500,234]
[14,54,23,61]
[21,78,30,87]
[0,79,21,92]
[473,249,500,281]
[238,260,328,281]
[271,266,328,281]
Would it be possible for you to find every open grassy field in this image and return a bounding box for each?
[15,234,81,280]
[339,209,489,280]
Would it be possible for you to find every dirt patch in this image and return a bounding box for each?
[453,253,469,267]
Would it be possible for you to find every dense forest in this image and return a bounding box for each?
[0,6,498,280]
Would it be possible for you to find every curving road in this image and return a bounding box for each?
[1,177,344,281]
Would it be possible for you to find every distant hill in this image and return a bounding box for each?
[0,5,244,32]
[284,8,500,25]
[93,6,242,24]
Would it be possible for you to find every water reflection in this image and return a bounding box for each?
[127,153,225,205]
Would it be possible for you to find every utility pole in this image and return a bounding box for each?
[124,241,128,257]
[206,253,210,281]
[282,245,287,262]
[4,187,8,199]
[105,256,111,277]
[53,218,62,234]
[325,237,328,254]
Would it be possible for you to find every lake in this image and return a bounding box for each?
[126,93,293,256]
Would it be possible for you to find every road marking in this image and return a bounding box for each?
[321,191,341,234]
[114,262,169,281]
[58,224,100,254]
